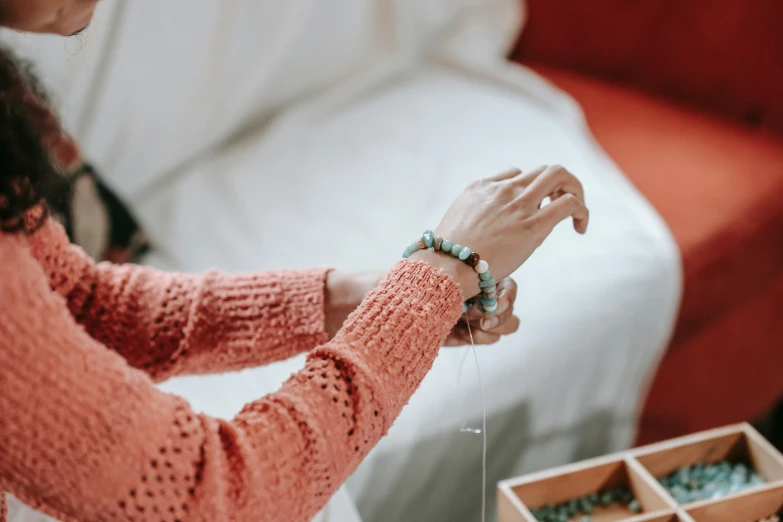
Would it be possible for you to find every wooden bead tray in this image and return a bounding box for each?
[498,423,783,522]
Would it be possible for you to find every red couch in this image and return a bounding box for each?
[511,0,783,444]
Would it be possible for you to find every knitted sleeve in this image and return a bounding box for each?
[0,235,462,522]
[25,218,330,381]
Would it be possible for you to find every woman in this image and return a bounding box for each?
[0,1,589,521]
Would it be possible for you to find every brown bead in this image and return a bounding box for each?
[416,237,427,250]
[433,236,443,250]
[466,252,480,268]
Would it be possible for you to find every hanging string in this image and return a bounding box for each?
[462,314,487,522]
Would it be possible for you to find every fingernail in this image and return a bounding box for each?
[482,317,499,330]
[498,289,506,299]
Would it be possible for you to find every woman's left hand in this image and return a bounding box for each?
[443,277,519,346]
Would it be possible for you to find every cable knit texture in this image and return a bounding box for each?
[0,218,463,522]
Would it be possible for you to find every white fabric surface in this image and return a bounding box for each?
[2,0,683,521]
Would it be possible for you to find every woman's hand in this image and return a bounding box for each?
[443,277,519,346]
[327,165,587,343]
[410,165,589,301]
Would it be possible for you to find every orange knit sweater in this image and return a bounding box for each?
[0,217,463,522]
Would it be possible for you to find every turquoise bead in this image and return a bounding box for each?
[451,244,462,256]
[423,230,434,248]
[459,246,472,260]
[628,500,641,513]
[441,239,453,252]
[661,460,764,505]
[480,297,497,307]
[580,517,591,522]
[402,250,410,259]
[599,492,613,506]
[479,277,496,288]
[482,307,497,316]
[462,302,469,313]
[479,271,493,281]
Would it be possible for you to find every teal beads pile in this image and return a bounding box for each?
[403,230,498,315]
[658,461,765,504]
[529,487,641,522]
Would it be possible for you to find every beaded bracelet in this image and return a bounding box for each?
[402,230,498,316]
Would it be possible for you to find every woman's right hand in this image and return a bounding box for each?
[410,165,589,300]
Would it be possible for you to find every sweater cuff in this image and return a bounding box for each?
[312,260,463,422]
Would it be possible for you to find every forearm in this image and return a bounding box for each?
[0,247,462,522]
[28,218,331,380]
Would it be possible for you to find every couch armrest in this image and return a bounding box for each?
[511,0,783,132]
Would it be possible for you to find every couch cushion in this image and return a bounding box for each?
[530,63,783,346]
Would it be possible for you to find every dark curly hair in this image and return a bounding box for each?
[0,45,70,234]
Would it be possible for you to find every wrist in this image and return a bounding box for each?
[324,270,382,339]
[408,249,478,301]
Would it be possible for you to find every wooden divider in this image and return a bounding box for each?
[499,424,783,522]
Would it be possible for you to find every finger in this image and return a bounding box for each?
[542,189,564,208]
[443,324,501,346]
[462,278,517,330]
[490,314,520,335]
[466,329,501,345]
[480,303,513,330]
[523,165,585,210]
[508,165,548,188]
[464,299,486,322]
[496,277,517,303]
[486,167,522,182]
[442,332,466,347]
[536,192,590,234]
[476,280,515,329]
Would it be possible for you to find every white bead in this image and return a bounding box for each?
[483,303,497,312]
[477,260,489,274]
